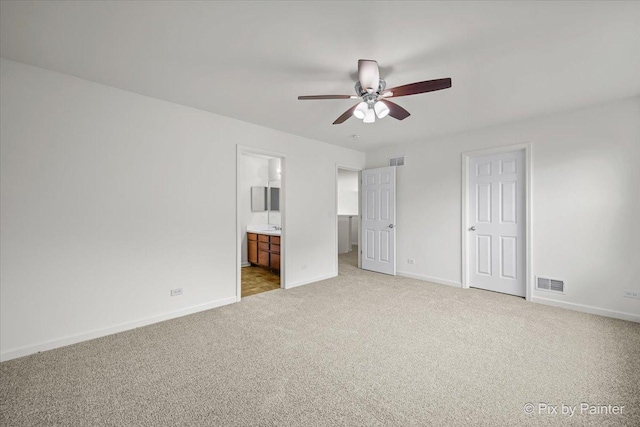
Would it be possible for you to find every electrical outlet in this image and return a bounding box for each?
[301,264,308,271]
[623,290,639,299]
[170,288,183,297]
[407,259,415,265]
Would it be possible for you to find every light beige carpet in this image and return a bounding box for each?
[1,252,639,426]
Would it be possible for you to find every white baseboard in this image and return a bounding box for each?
[397,271,462,288]
[241,262,251,267]
[531,296,639,323]
[394,272,637,322]
[286,273,337,289]
[0,296,237,362]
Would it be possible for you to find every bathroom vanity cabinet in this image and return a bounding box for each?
[247,233,280,272]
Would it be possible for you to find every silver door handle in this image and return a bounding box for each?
[469,226,476,231]
[389,224,395,229]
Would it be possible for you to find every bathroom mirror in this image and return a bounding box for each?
[251,186,267,212]
[269,187,280,212]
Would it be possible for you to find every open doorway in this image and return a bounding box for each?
[336,167,361,273]
[237,148,285,299]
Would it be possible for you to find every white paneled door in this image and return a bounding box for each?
[361,166,396,275]
[468,150,526,296]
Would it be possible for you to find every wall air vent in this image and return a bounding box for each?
[389,156,405,167]
[536,277,565,293]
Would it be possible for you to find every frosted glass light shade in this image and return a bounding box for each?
[374,101,390,119]
[353,102,368,119]
[363,108,375,123]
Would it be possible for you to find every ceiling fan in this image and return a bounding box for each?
[298,60,452,125]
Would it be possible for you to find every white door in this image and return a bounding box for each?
[361,166,396,275]
[468,150,525,296]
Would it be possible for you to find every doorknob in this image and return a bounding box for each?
[389,224,395,229]
[469,226,476,231]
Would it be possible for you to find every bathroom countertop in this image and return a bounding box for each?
[247,226,281,236]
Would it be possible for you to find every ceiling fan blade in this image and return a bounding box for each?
[383,100,411,120]
[358,59,379,92]
[333,104,359,125]
[298,95,356,100]
[385,78,452,98]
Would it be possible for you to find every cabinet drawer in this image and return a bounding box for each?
[247,233,258,241]
[271,236,280,245]
[258,234,270,242]
[258,242,269,252]
[270,244,280,254]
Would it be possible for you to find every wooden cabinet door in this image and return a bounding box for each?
[258,250,269,267]
[270,253,280,270]
[248,240,258,264]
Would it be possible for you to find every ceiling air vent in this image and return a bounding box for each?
[389,156,405,167]
[536,277,565,293]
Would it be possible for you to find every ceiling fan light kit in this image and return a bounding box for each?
[374,101,390,119]
[298,59,452,125]
[354,101,368,119]
[363,108,376,124]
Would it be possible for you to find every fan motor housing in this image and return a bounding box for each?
[355,79,386,99]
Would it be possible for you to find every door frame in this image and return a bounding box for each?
[335,164,363,273]
[461,143,532,300]
[236,145,287,302]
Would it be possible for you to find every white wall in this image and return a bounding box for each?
[0,59,365,360]
[366,97,640,321]
[267,157,281,226]
[337,218,350,254]
[337,217,359,253]
[240,154,269,265]
[350,219,358,246]
[337,169,359,215]
[268,157,281,183]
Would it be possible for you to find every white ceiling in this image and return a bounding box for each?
[2,1,639,151]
